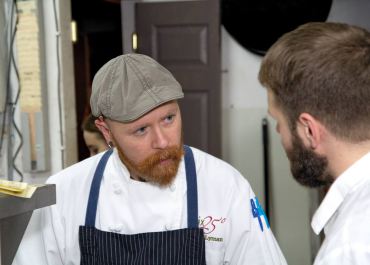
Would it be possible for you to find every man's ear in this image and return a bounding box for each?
[95,117,112,144]
[297,113,323,149]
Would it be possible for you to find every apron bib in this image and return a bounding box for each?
[79,145,206,265]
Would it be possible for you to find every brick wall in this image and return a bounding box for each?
[16,0,42,113]
[16,0,43,161]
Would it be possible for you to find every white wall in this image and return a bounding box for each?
[221,27,312,265]
[327,0,370,30]
[42,0,77,174]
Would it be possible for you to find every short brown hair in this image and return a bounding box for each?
[259,22,370,142]
[81,114,104,140]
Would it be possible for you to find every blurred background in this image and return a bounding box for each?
[1,0,370,264]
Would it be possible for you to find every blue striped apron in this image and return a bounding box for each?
[79,145,206,265]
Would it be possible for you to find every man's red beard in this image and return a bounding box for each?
[115,143,184,187]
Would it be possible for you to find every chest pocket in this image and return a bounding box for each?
[205,240,225,265]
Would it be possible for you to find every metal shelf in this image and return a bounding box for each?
[0,184,56,265]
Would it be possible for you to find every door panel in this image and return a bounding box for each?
[135,0,221,157]
[179,92,208,151]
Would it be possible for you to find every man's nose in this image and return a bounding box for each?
[152,127,169,149]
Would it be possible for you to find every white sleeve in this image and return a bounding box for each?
[224,181,287,265]
[41,202,65,265]
[12,209,48,265]
[314,246,370,265]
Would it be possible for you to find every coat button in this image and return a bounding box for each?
[109,225,123,233]
[114,188,122,195]
[169,184,176,192]
[165,224,174,231]
[112,182,122,194]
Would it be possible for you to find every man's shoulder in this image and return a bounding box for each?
[190,146,239,173]
[189,146,251,190]
[46,152,106,185]
[324,183,370,245]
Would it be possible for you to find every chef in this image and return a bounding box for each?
[41,54,287,265]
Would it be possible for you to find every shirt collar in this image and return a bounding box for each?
[311,150,370,235]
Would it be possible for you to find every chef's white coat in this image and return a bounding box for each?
[39,146,286,265]
[312,151,370,264]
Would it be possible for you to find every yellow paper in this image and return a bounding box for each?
[0,180,39,198]
[0,179,28,192]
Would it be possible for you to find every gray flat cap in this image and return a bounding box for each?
[90,54,184,122]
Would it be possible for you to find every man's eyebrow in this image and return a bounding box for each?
[132,122,149,130]
[163,109,177,116]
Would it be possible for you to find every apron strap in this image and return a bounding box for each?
[184,145,199,229]
[85,149,113,226]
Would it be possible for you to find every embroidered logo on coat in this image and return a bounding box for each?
[250,197,270,232]
[199,216,226,242]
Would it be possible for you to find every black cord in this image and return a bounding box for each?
[11,40,20,104]
[52,0,65,167]
[262,118,270,221]
[12,115,23,180]
[0,0,16,155]
[3,0,23,181]
[11,48,23,181]
[10,1,23,181]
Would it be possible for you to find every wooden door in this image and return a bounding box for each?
[134,0,221,157]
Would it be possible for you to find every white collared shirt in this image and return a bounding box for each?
[312,151,370,265]
[33,146,287,265]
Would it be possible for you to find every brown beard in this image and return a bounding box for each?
[286,131,333,188]
[115,143,184,187]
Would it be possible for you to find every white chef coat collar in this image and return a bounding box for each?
[311,150,370,235]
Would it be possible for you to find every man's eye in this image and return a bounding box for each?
[135,127,147,135]
[164,114,175,123]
